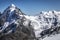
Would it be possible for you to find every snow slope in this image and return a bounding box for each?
[23,11,60,40]
[42,34,60,40]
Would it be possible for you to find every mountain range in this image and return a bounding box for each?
[0,4,60,40]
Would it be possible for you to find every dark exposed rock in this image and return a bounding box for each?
[0,4,35,40]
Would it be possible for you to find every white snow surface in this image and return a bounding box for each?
[21,11,60,39]
[42,34,60,40]
[10,4,16,12]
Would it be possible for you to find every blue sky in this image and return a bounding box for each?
[0,0,60,15]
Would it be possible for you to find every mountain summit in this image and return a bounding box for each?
[9,4,16,12]
[2,4,24,16]
[0,4,24,23]
[10,4,16,7]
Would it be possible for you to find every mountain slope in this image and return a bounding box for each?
[0,4,24,36]
[23,11,60,40]
[0,4,60,40]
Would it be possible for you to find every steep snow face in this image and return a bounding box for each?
[10,7,15,12]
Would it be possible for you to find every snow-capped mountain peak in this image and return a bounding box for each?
[11,4,16,7]
[9,4,16,12]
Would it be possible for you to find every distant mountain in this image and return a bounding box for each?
[0,4,33,40]
[3,4,24,15]
[0,4,24,35]
[0,4,60,40]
